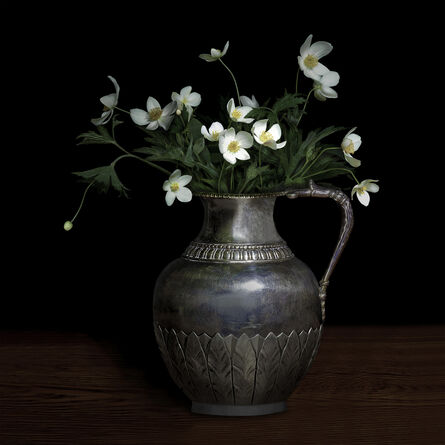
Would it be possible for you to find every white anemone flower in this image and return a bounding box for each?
[130,97,177,131]
[171,86,201,117]
[341,127,362,167]
[201,122,225,142]
[298,34,333,80]
[313,71,340,101]
[252,119,286,150]
[162,169,193,206]
[240,95,259,108]
[227,98,254,124]
[91,76,120,126]
[351,179,380,207]
[219,128,253,164]
[199,41,229,62]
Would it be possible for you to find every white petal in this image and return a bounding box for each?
[210,48,222,57]
[310,41,333,59]
[367,183,380,193]
[321,86,338,98]
[235,148,250,161]
[223,152,237,164]
[345,127,357,138]
[165,191,176,206]
[147,120,159,130]
[348,134,362,151]
[91,110,112,126]
[312,62,330,77]
[147,96,161,111]
[130,108,150,126]
[227,98,235,113]
[236,131,253,148]
[107,75,120,95]
[177,175,192,186]
[176,187,192,203]
[357,191,370,206]
[264,140,278,150]
[162,180,171,191]
[344,153,361,167]
[237,106,252,117]
[100,93,117,109]
[222,41,229,56]
[276,141,287,149]
[170,169,182,181]
[180,86,192,97]
[171,91,180,102]
[209,122,224,133]
[201,125,211,139]
[252,119,268,137]
[187,92,201,107]
[199,54,216,62]
[300,34,312,56]
[314,88,327,101]
[158,114,174,130]
[321,70,340,87]
[162,101,177,116]
[268,123,282,141]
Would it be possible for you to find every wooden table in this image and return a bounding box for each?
[1,325,443,445]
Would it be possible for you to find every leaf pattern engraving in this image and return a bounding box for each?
[232,333,257,404]
[154,325,322,406]
[207,333,234,404]
[185,332,216,402]
[166,329,194,399]
[253,332,281,404]
[274,330,302,400]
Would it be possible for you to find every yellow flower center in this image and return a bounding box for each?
[260,131,273,143]
[343,141,355,154]
[149,107,163,121]
[227,140,240,153]
[304,54,319,69]
[357,186,367,195]
[170,182,180,192]
[231,109,242,120]
[211,131,220,140]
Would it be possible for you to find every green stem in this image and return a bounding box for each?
[70,181,95,223]
[295,88,315,127]
[296,147,341,178]
[295,67,300,94]
[258,145,263,189]
[114,106,130,115]
[299,167,360,183]
[230,166,234,192]
[219,58,241,105]
[111,143,171,176]
[218,161,226,193]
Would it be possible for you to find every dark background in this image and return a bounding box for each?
[4,2,444,332]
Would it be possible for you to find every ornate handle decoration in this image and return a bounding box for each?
[286,180,354,322]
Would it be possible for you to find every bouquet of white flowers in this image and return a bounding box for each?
[64,35,379,231]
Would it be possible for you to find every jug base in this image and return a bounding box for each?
[191,401,286,417]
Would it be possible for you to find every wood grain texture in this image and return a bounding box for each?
[0,325,444,445]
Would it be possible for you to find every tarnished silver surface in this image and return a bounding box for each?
[153,181,353,415]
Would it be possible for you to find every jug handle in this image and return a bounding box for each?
[286,180,354,322]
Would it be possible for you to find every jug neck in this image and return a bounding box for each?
[195,195,284,245]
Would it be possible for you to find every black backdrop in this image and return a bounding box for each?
[4,2,444,332]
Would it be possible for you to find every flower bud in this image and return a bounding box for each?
[64,221,73,231]
[176,109,182,116]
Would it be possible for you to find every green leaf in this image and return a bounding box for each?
[272,93,305,114]
[73,165,129,197]
[76,129,114,146]
[193,137,205,155]
[189,117,204,140]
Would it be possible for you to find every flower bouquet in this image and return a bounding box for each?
[64,35,379,231]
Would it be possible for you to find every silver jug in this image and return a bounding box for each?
[153,180,353,416]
